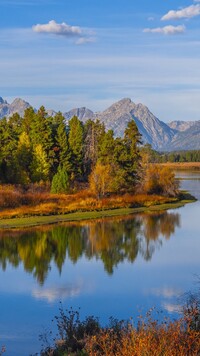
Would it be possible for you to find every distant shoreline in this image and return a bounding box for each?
[160,162,200,170]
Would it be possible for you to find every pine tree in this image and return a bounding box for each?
[68,116,84,181]
[123,120,142,188]
[0,117,18,182]
[9,113,23,136]
[21,107,35,134]
[30,106,54,179]
[98,129,115,165]
[51,166,70,194]
[54,112,72,173]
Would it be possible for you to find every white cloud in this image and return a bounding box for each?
[32,20,96,45]
[33,20,82,37]
[143,25,185,35]
[162,4,200,20]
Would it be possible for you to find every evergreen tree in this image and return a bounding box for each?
[98,129,115,165]
[123,120,142,188]
[21,107,35,134]
[51,166,70,194]
[0,118,18,182]
[54,112,72,173]
[9,113,23,136]
[30,106,54,179]
[68,116,84,181]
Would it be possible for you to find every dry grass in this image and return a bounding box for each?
[0,185,177,219]
[159,162,200,170]
[84,318,200,356]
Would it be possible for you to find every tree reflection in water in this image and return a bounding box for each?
[0,211,180,284]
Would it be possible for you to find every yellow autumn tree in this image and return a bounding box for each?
[31,144,50,182]
[89,162,112,198]
[14,132,32,184]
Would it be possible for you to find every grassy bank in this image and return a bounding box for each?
[0,191,196,229]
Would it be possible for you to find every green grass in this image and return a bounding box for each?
[0,192,196,229]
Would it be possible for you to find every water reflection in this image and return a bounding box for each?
[0,211,180,285]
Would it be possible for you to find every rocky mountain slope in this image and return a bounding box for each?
[64,99,200,151]
[1,96,200,151]
[0,97,31,118]
[168,120,198,132]
[64,107,94,122]
[168,121,200,151]
[64,98,176,150]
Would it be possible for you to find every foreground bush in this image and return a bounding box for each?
[40,306,200,356]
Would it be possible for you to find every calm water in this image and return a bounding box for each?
[0,171,200,355]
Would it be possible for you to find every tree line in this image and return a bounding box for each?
[0,107,179,197]
[0,106,142,193]
[158,150,200,163]
[141,144,200,163]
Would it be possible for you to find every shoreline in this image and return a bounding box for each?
[0,193,196,229]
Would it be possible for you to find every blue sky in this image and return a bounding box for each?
[0,0,200,122]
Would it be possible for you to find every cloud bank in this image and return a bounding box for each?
[162,4,200,20]
[32,20,95,45]
[143,25,185,35]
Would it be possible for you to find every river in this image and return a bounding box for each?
[0,170,200,355]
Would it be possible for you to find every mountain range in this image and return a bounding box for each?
[0,96,200,151]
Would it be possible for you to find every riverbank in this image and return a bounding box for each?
[0,191,196,229]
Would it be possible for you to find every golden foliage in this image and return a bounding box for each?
[89,162,112,198]
[142,164,179,197]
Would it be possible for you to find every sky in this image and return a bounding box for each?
[0,0,200,122]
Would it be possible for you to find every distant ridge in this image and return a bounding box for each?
[0,96,200,151]
[0,97,31,118]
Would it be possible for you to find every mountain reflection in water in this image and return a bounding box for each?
[0,212,180,285]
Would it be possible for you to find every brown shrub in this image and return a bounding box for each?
[0,185,51,209]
